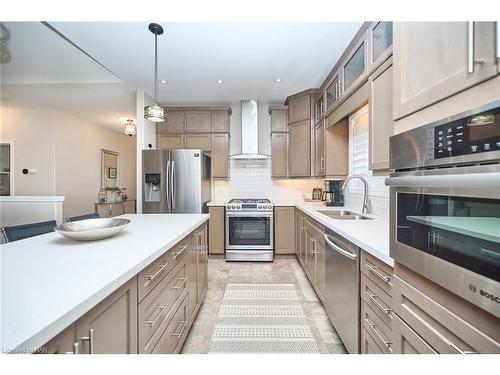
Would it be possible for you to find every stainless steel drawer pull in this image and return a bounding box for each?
[77,328,95,354]
[171,320,188,337]
[364,291,392,315]
[173,244,189,260]
[145,304,168,327]
[171,276,188,290]
[449,342,477,355]
[364,318,391,349]
[64,342,79,354]
[144,262,168,283]
[364,263,391,283]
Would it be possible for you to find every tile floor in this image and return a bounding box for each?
[181,255,347,354]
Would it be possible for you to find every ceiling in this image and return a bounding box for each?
[49,22,362,105]
[0,22,136,132]
[1,21,362,132]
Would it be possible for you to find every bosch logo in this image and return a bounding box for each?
[468,284,477,293]
[479,290,500,304]
[194,153,200,157]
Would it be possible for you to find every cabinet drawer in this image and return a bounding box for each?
[138,257,189,353]
[361,326,384,354]
[361,274,393,329]
[393,313,436,354]
[394,275,500,354]
[361,250,393,295]
[152,292,189,354]
[138,238,190,302]
[361,300,393,354]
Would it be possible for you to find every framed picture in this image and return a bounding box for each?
[108,167,117,179]
[312,188,322,201]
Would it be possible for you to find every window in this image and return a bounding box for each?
[348,105,388,197]
[0,142,13,196]
[343,43,365,90]
[372,22,393,63]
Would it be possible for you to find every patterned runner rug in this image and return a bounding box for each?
[208,283,320,353]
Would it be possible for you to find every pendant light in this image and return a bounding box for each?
[144,23,166,122]
[124,119,136,136]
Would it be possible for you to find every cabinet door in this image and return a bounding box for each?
[197,225,208,302]
[314,121,325,176]
[288,94,310,124]
[369,59,393,171]
[75,278,138,354]
[185,111,211,133]
[295,211,303,263]
[271,133,288,178]
[288,120,311,177]
[185,134,211,150]
[42,325,77,354]
[393,22,497,119]
[270,108,288,132]
[211,133,229,178]
[274,207,295,254]
[210,111,230,133]
[208,206,225,254]
[157,111,184,134]
[304,233,316,282]
[187,235,198,320]
[157,134,185,149]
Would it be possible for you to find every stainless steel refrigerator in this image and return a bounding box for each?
[142,149,211,214]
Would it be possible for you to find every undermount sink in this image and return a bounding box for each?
[317,210,372,221]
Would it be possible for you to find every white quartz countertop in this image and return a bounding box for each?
[1,213,209,353]
[294,202,392,267]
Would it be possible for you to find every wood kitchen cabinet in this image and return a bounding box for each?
[393,22,497,120]
[287,93,311,124]
[211,133,230,179]
[270,106,288,132]
[43,325,77,354]
[314,120,325,176]
[184,134,211,150]
[210,111,230,133]
[271,133,288,178]
[288,120,311,177]
[185,111,211,133]
[295,210,305,264]
[208,206,225,254]
[274,207,295,254]
[369,57,393,172]
[157,134,185,149]
[157,110,185,134]
[75,277,138,354]
[196,224,208,303]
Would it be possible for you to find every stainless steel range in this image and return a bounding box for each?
[225,199,274,261]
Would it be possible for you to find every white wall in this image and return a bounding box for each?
[0,105,136,218]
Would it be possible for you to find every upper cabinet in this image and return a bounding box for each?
[393,22,498,120]
[185,111,211,133]
[343,39,366,96]
[288,93,311,124]
[270,106,288,132]
[314,94,325,123]
[325,73,341,110]
[369,21,393,68]
[210,111,230,133]
[269,106,289,178]
[157,111,185,134]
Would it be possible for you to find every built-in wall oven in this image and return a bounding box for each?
[225,199,274,261]
[386,101,500,318]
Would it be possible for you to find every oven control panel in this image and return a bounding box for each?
[431,107,500,160]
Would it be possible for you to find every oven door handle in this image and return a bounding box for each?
[385,172,500,189]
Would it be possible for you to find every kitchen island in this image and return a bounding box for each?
[1,214,209,354]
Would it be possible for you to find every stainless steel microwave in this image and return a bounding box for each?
[386,101,500,318]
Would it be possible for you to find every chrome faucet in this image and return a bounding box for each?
[341,175,370,214]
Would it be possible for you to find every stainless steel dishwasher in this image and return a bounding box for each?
[324,228,360,354]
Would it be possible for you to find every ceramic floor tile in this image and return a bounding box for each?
[181,325,214,354]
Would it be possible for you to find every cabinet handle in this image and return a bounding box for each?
[449,342,477,355]
[364,291,392,316]
[173,244,189,260]
[321,157,325,172]
[172,320,188,337]
[171,276,188,290]
[467,22,485,73]
[364,263,391,283]
[77,328,94,354]
[145,304,169,327]
[364,318,391,349]
[144,262,168,283]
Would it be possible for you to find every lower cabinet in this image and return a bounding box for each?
[40,221,209,355]
[274,207,295,254]
[208,206,225,255]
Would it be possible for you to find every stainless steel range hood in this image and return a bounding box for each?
[231,100,269,159]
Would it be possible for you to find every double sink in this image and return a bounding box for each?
[317,209,372,221]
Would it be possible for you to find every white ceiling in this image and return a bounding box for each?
[0,22,136,132]
[49,22,362,105]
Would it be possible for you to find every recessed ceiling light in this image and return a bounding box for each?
[217,79,223,84]
[274,78,281,83]
[160,80,167,84]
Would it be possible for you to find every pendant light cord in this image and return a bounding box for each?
[154,33,158,104]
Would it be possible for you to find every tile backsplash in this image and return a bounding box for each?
[213,158,323,202]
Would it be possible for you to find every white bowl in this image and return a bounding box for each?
[54,218,131,241]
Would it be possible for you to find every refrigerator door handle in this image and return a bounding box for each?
[171,161,175,210]
[166,160,171,210]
